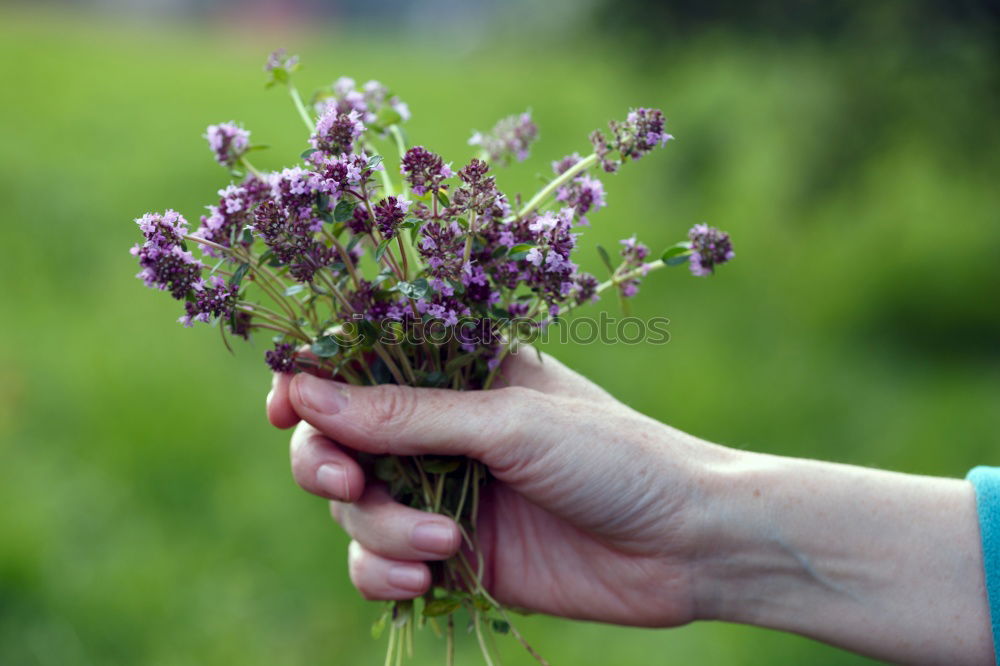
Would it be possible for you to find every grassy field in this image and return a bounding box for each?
[1,8,999,665]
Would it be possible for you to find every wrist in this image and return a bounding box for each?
[684,449,992,664]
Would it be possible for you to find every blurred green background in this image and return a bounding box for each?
[2,1,999,664]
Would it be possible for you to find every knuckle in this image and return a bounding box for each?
[364,384,418,433]
[289,434,322,489]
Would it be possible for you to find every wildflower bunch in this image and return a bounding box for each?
[130,51,734,666]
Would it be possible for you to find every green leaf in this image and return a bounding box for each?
[371,268,394,287]
[374,238,392,263]
[283,284,305,296]
[244,144,270,153]
[661,241,692,266]
[300,147,317,160]
[371,609,389,639]
[435,190,450,207]
[422,599,461,617]
[229,262,250,288]
[367,154,384,170]
[491,245,509,260]
[398,217,421,231]
[241,226,254,244]
[271,68,289,84]
[421,458,461,474]
[596,244,615,273]
[345,233,362,253]
[491,620,511,634]
[334,199,357,223]
[509,243,536,261]
[396,278,429,300]
[311,335,340,358]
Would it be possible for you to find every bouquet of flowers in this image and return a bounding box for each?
[130,49,734,665]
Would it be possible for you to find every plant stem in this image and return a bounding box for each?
[446,616,455,666]
[513,152,598,220]
[240,156,264,179]
[557,259,667,318]
[389,124,408,160]
[288,84,315,133]
[364,141,395,197]
[473,611,495,666]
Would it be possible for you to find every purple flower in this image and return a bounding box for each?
[347,205,373,234]
[451,159,507,221]
[180,276,239,327]
[311,153,369,198]
[373,196,410,239]
[688,223,735,276]
[400,146,452,197]
[132,210,204,299]
[132,243,203,299]
[252,199,334,283]
[264,48,298,73]
[265,342,297,373]
[204,122,250,168]
[556,171,606,226]
[591,108,672,172]
[193,177,269,257]
[317,77,410,127]
[616,235,651,298]
[418,221,465,282]
[311,108,365,156]
[620,235,650,264]
[469,111,538,165]
[552,153,582,175]
[571,273,599,305]
[137,209,187,247]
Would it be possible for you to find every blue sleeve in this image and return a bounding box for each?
[967,465,1000,664]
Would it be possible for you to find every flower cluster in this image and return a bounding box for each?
[688,223,736,276]
[130,52,735,666]
[316,76,411,128]
[618,236,650,297]
[469,111,538,165]
[591,107,673,172]
[552,153,606,225]
[204,122,250,168]
[400,146,453,196]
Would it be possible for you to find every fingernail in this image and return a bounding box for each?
[316,463,349,498]
[387,565,426,593]
[294,374,349,415]
[411,521,456,555]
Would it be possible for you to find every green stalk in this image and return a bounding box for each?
[288,84,315,133]
[557,258,667,318]
[364,141,395,197]
[513,152,598,220]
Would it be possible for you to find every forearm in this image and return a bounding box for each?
[690,450,993,664]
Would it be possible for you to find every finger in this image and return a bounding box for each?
[495,346,612,401]
[331,485,460,561]
[288,373,553,467]
[290,422,365,502]
[347,540,431,601]
[267,372,300,429]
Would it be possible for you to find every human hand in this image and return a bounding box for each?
[268,349,729,627]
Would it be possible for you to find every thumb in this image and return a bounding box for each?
[288,373,541,468]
